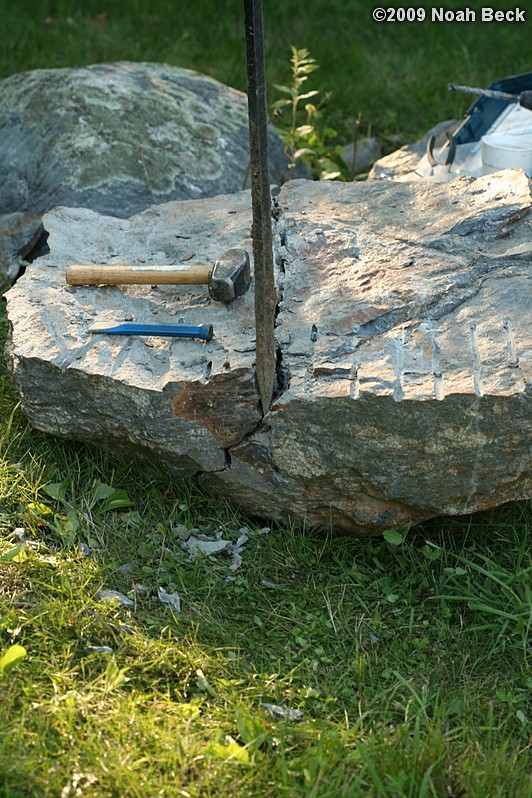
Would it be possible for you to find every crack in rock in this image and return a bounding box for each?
[5,170,531,534]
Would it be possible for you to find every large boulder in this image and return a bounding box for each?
[4,171,531,533]
[0,61,289,219]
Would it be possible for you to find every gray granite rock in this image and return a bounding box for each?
[0,211,44,285]
[341,137,382,176]
[4,171,531,533]
[0,61,289,218]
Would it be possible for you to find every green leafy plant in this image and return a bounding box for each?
[235,704,269,757]
[383,527,408,546]
[0,644,26,677]
[272,47,348,181]
[0,542,28,562]
[44,478,133,515]
[22,478,134,546]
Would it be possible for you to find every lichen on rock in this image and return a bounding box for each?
[0,61,289,218]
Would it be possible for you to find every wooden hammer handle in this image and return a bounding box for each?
[66,263,213,286]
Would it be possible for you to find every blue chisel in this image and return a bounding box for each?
[89,323,214,341]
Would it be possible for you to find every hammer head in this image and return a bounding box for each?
[209,249,251,303]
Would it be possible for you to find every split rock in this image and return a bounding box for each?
[0,61,289,218]
[4,171,531,533]
[4,192,260,475]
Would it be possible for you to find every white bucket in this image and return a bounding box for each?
[481,129,532,172]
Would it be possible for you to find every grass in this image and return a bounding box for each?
[1,3,531,794]
[0,302,531,796]
[1,1,531,145]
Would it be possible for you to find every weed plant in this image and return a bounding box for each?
[272,47,348,181]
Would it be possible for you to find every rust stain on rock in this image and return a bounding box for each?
[172,368,261,448]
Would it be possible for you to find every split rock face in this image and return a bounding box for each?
[4,171,531,533]
[0,61,289,219]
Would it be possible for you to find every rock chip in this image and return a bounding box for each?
[96,589,134,607]
[0,61,289,218]
[4,171,531,533]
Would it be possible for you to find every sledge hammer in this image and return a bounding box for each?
[66,248,251,304]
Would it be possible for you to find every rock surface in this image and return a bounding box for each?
[4,171,531,533]
[0,61,289,219]
[0,211,44,285]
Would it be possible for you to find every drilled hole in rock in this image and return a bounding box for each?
[202,361,213,382]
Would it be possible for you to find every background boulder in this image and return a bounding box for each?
[0,61,289,219]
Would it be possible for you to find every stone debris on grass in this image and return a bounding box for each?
[179,526,252,575]
[228,549,243,573]
[181,534,232,559]
[261,579,282,590]
[173,524,196,541]
[235,531,250,548]
[260,703,304,721]
[157,586,181,613]
[116,561,138,573]
[228,530,250,573]
[133,583,150,595]
[85,645,114,654]
[96,589,134,607]
[88,525,267,622]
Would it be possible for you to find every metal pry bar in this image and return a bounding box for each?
[243,0,277,416]
[448,83,532,111]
